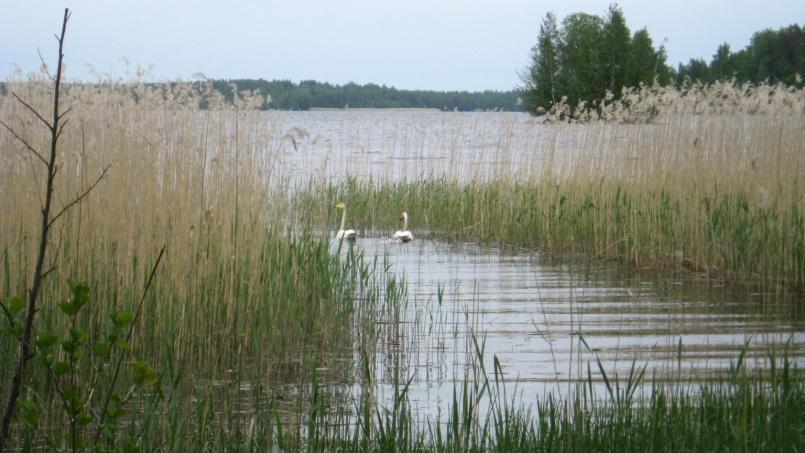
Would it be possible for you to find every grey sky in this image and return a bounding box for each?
[1,1,803,91]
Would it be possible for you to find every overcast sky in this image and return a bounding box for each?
[1,1,803,91]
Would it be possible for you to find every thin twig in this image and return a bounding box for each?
[11,92,53,131]
[48,164,111,229]
[0,9,71,449]
[40,266,57,280]
[55,119,70,141]
[57,107,73,121]
[93,246,166,444]
[37,48,55,82]
[0,300,17,330]
[0,120,49,166]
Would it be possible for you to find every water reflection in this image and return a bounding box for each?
[348,236,804,418]
[241,109,805,420]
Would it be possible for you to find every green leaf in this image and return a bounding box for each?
[34,331,58,349]
[52,362,69,376]
[114,340,131,351]
[123,439,141,453]
[20,391,39,428]
[9,297,26,316]
[68,279,90,309]
[111,311,133,329]
[22,407,39,428]
[62,386,84,406]
[8,325,24,338]
[132,361,157,388]
[58,300,78,316]
[108,407,126,420]
[93,342,111,358]
[77,413,92,426]
[61,340,77,354]
[65,432,84,450]
[70,328,88,343]
[39,353,54,366]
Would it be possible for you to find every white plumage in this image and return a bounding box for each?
[394,211,413,242]
[335,202,357,241]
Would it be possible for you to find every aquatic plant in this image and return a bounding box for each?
[2,32,803,448]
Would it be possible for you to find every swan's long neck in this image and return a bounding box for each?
[401,212,408,230]
[340,208,347,231]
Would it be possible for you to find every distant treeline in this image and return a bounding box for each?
[210,79,522,111]
[0,80,520,111]
[675,24,804,87]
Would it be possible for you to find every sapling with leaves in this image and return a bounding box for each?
[0,8,126,450]
[16,276,161,451]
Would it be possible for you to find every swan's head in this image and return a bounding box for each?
[335,202,346,209]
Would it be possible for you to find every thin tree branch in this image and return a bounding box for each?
[11,92,53,131]
[55,118,70,141]
[0,8,70,449]
[93,246,166,444]
[48,164,111,229]
[0,300,16,330]
[40,266,57,280]
[37,48,55,82]
[0,120,48,166]
[58,107,73,121]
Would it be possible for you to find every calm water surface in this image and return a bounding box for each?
[255,111,803,419]
[334,236,804,419]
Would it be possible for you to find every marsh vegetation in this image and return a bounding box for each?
[1,64,804,450]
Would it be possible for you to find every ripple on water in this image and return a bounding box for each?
[339,236,805,419]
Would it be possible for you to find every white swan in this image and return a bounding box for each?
[334,202,357,241]
[393,211,413,242]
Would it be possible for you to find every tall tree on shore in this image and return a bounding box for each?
[602,4,631,94]
[558,12,606,108]
[710,43,735,80]
[520,5,671,115]
[521,12,561,112]
[628,28,658,86]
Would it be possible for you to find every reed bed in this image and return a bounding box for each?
[0,78,378,427]
[2,77,804,449]
[297,176,804,289]
[18,339,799,452]
[292,91,804,288]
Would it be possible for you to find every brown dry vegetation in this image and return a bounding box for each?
[0,78,356,375]
[0,78,803,366]
[0,73,804,450]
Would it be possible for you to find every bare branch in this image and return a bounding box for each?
[55,119,70,141]
[1,9,71,446]
[40,266,57,280]
[22,149,46,209]
[94,246,166,443]
[0,301,16,330]
[43,221,68,279]
[37,49,55,82]
[0,119,49,166]
[48,164,111,228]
[11,92,53,131]
[43,224,67,280]
[57,107,73,121]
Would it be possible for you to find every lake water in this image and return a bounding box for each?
[343,236,804,420]
[258,110,803,420]
[264,110,546,185]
